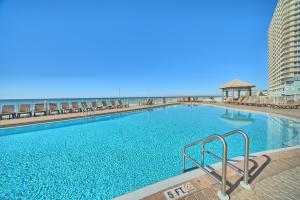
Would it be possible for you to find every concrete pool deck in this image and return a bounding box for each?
[137,146,300,200]
[0,103,177,128]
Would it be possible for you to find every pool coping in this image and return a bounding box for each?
[113,145,300,200]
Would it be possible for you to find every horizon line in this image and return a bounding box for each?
[0,95,222,101]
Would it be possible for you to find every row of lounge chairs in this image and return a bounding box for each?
[197,98,216,104]
[178,97,216,103]
[224,97,300,109]
[178,97,197,102]
[0,100,129,120]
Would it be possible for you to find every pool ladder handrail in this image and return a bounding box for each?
[182,130,250,200]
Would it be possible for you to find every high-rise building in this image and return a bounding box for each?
[268,0,300,96]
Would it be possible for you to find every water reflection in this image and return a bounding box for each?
[267,116,300,148]
[220,109,255,127]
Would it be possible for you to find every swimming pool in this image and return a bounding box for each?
[0,105,299,199]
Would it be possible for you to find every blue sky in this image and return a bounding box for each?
[0,0,277,99]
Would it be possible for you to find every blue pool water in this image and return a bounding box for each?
[0,105,299,199]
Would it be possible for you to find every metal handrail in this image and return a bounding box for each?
[182,130,251,200]
[221,130,250,188]
[182,134,228,199]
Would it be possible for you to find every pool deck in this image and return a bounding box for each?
[0,103,177,128]
[142,146,300,200]
[2,102,299,128]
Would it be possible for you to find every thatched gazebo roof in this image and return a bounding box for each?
[220,79,255,90]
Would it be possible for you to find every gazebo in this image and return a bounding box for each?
[220,79,255,102]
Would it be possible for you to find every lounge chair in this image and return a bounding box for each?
[91,101,103,110]
[269,98,286,109]
[17,104,32,118]
[256,98,265,107]
[280,99,296,109]
[143,98,151,105]
[223,98,231,103]
[81,102,92,111]
[116,100,123,108]
[263,97,277,108]
[143,98,154,105]
[248,97,259,106]
[71,102,81,112]
[279,98,294,109]
[296,99,300,109]
[34,103,47,116]
[246,97,255,106]
[228,98,235,104]
[240,97,247,105]
[233,97,243,105]
[241,97,250,105]
[0,105,16,120]
[257,97,272,107]
[102,101,112,109]
[285,99,297,109]
[110,101,117,109]
[61,102,72,113]
[118,100,129,108]
[147,98,154,105]
[206,99,213,104]
[178,98,184,102]
[270,97,287,109]
[49,103,60,115]
[209,97,216,104]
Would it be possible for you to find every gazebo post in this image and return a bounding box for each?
[222,89,224,102]
[238,90,241,98]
